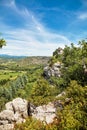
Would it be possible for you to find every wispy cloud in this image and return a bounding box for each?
[0,0,71,56]
[77,0,87,20]
[78,12,87,20]
[0,25,71,56]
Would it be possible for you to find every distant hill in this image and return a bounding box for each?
[0,54,26,59]
[0,55,50,66]
[17,56,50,66]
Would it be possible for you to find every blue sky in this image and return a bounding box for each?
[0,0,87,56]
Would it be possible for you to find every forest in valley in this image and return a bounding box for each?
[0,39,87,130]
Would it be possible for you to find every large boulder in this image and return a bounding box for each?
[12,98,28,118]
[0,110,15,130]
[5,98,28,121]
[6,98,28,115]
[5,102,13,111]
[0,98,29,130]
[43,62,62,78]
[0,96,68,129]
[32,102,57,124]
[0,110,15,122]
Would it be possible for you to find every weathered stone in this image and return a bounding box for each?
[0,124,14,130]
[32,102,56,124]
[53,62,61,67]
[0,120,8,125]
[12,98,28,117]
[0,98,29,130]
[43,62,62,78]
[0,96,68,129]
[5,102,13,111]
[0,110,15,121]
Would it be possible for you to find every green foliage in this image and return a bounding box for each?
[62,41,87,86]
[14,118,45,130]
[49,47,63,66]
[48,56,57,67]
[53,47,63,60]
[58,105,82,130]
[14,117,59,130]
[57,81,87,130]
[0,74,28,111]
[0,40,87,129]
[79,40,87,57]
[49,40,87,87]
[0,38,6,48]
[30,78,56,106]
[49,76,68,89]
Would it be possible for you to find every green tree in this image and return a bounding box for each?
[79,40,87,57]
[61,42,87,86]
[30,78,56,106]
[0,38,6,48]
[57,81,87,130]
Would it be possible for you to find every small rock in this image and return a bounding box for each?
[56,91,66,98]
[0,124,14,130]
[32,102,56,124]
[0,120,8,125]
[0,110,15,121]
[43,62,62,78]
[5,102,13,111]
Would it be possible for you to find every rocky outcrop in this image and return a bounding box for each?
[32,102,57,124]
[43,62,62,78]
[6,98,28,118]
[0,124,14,130]
[0,95,69,129]
[0,98,58,129]
[0,98,28,130]
[0,98,60,129]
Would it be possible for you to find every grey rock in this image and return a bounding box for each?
[12,98,28,118]
[32,102,57,124]
[0,98,29,130]
[0,120,8,125]
[43,62,62,78]
[5,102,13,111]
[0,124,14,130]
[0,110,15,121]
[0,97,65,129]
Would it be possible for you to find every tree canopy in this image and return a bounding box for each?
[51,40,87,87]
[0,35,6,48]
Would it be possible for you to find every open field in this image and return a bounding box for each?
[0,70,26,80]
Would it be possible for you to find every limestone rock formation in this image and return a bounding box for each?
[0,95,66,129]
[0,124,14,130]
[43,61,62,78]
[32,102,57,124]
[0,98,58,129]
[0,98,28,130]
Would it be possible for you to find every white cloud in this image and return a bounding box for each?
[0,27,71,56]
[0,0,71,56]
[78,12,87,20]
